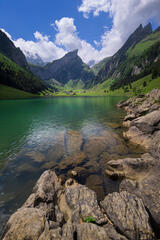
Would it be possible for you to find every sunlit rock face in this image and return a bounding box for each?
[2,170,155,240]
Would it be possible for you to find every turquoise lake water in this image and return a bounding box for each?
[0,96,143,217]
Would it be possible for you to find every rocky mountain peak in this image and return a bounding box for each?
[30,49,94,84]
[143,22,152,34]
[0,29,29,70]
[62,49,79,61]
[115,23,153,57]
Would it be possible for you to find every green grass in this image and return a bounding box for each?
[102,74,160,97]
[40,74,160,98]
[83,216,96,223]
[0,84,38,100]
[127,32,160,58]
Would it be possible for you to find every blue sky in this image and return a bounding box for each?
[0,0,112,45]
[0,0,160,64]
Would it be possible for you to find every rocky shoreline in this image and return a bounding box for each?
[2,89,160,240]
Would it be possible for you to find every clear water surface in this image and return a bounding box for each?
[0,96,143,218]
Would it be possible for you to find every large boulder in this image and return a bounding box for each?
[123,126,152,149]
[131,110,160,134]
[105,153,160,235]
[23,170,62,209]
[58,179,107,225]
[2,208,47,240]
[106,153,155,180]
[101,191,154,240]
[120,170,160,234]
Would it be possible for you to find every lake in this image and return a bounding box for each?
[0,96,143,218]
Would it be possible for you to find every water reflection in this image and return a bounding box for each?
[0,96,143,217]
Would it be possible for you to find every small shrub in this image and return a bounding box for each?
[83,216,96,223]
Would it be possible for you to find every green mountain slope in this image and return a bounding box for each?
[0,84,38,99]
[0,52,45,93]
[90,74,160,97]
[0,30,29,70]
[30,50,94,86]
[93,23,156,87]
[92,57,111,75]
[92,24,160,94]
[109,31,160,90]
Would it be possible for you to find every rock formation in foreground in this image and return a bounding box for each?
[106,89,160,239]
[2,170,155,240]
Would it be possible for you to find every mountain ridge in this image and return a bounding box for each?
[30,49,94,85]
[0,30,46,94]
[0,30,29,70]
[93,23,153,85]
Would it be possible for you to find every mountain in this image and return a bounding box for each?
[0,52,46,93]
[92,57,111,75]
[93,23,155,87]
[30,50,94,86]
[27,54,46,66]
[0,30,46,94]
[0,30,29,70]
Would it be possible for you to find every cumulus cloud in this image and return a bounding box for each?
[1,0,160,65]
[14,31,66,63]
[53,17,100,64]
[78,0,111,18]
[79,0,160,59]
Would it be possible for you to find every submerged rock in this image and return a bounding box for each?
[47,131,66,162]
[25,151,45,163]
[59,152,86,170]
[65,130,83,154]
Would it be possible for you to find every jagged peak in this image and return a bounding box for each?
[154,26,160,33]
[64,49,78,58]
[134,24,143,33]
[143,22,152,34]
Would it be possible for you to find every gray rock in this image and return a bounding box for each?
[23,170,62,209]
[123,126,152,149]
[101,191,154,240]
[58,180,107,225]
[131,110,160,134]
[106,153,155,180]
[120,169,160,232]
[149,130,160,159]
[76,223,110,240]
[2,208,47,240]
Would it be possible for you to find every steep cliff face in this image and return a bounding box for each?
[0,30,29,70]
[0,52,46,93]
[94,23,153,85]
[30,50,94,85]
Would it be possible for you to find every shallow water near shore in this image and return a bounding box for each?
[0,96,144,217]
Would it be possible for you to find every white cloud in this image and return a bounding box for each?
[1,0,160,66]
[78,0,111,18]
[78,0,160,60]
[53,17,100,64]
[14,31,66,63]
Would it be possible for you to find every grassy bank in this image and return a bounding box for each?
[0,84,39,100]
